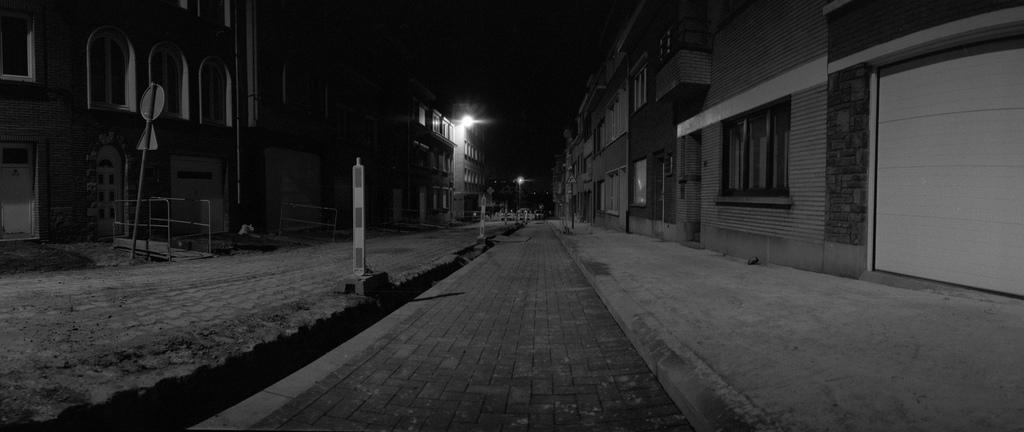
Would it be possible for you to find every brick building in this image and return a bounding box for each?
[0,0,464,243]
[1,0,239,242]
[560,0,1024,295]
[450,104,486,220]
[826,0,1024,295]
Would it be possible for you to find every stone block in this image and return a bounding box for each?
[338,272,390,296]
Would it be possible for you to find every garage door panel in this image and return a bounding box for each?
[876,215,1024,293]
[878,111,1024,168]
[876,46,1024,295]
[877,169,1024,224]
[880,49,1024,121]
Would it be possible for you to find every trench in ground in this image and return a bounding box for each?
[3,227,517,432]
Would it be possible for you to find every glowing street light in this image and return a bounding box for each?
[517,176,524,221]
[460,115,475,129]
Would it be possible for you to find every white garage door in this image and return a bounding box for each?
[875,44,1024,295]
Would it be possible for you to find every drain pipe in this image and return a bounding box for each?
[233,1,243,206]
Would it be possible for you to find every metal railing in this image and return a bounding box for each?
[112,197,212,260]
[278,203,338,242]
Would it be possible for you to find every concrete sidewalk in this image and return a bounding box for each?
[198,222,693,431]
[553,221,1024,432]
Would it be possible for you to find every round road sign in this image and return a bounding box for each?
[140,83,166,121]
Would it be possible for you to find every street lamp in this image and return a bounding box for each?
[516,176,524,222]
[460,115,475,129]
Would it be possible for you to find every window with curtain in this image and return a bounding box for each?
[722,100,790,196]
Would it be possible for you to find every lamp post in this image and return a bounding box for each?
[516,176,524,223]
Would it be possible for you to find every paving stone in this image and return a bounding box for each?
[236,224,694,431]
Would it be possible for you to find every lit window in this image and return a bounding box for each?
[633,159,647,205]
[149,43,188,119]
[723,100,790,196]
[200,57,232,126]
[1,11,33,81]
[633,67,647,109]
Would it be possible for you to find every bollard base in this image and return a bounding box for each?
[338,272,389,296]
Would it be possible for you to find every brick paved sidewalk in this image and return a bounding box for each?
[236,222,693,431]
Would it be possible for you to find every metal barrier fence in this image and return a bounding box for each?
[112,197,212,260]
[278,203,338,242]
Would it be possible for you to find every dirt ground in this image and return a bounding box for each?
[0,232,378,427]
[0,224,491,429]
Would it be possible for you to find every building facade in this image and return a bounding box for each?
[1,0,241,242]
[560,0,1024,296]
[825,0,1024,295]
[0,0,466,243]
[450,107,486,220]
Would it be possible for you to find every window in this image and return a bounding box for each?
[200,57,232,126]
[149,43,188,119]
[723,101,790,196]
[199,0,230,26]
[605,170,621,213]
[659,28,673,62]
[418,103,427,126]
[633,159,647,205]
[633,67,647,109]
[1,11,32,81]
[603,87,629,147]
[88,27,135,110]
[596,180,605,211]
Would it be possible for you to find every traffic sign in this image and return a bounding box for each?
[140,83,165,121]
[136,123,158,150]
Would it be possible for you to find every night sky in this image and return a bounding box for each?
[337,0,630,188]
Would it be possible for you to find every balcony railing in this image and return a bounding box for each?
[659,17,710,64]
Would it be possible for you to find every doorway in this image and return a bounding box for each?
[1,143,34,239]
[96,145,122,237]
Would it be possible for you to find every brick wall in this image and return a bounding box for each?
[706,0,828,107]
[829,0,1024,60]
[628,99,675,222]
[824,65,870,245]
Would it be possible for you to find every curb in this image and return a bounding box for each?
[546,221,779,432]
[191,238,497,430]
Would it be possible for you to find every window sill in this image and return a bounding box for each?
[89,103,133,113]
[0,75,35,83]
[630,203,647,208]
[714,195,793,209]
[604,210,619,216]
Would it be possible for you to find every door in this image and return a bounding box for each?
[875,43,1024,295]
[418,187,426,222]
[96,146,122,237]
[0,144,33,239]
[392,189,402,222]
[170,156,225,234]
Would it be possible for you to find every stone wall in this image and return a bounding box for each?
[825,64,870,245]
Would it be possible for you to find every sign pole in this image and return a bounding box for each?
[478,196,486,241]
[129,84,164,258]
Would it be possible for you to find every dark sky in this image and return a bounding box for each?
[340,1,628,187]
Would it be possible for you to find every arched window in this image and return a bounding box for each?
[200,57,232,126]
[87,27,136,110]
[149,43,189,119]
